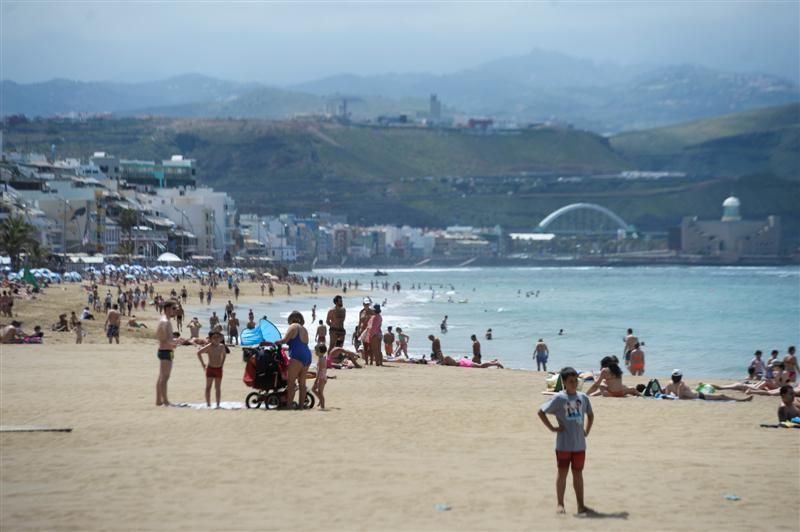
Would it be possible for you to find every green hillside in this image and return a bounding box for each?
[611,103,800,178]
[2,116,797,239]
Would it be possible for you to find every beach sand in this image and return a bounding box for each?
[1,282,798,531]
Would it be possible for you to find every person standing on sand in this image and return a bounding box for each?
[383,326,395,358]
[361,304,383,366]
[312,344,328,409]
[316,320,327,345]
[156,300,181,407]
[326,295,346,348]
[197,331,227,408]
[538,367,594,516]
[199,288,204,305]
[188,317,202,339]
[471,334,482,364]
[356,298,373,355]
[623,328,639,368]
[628,344,644,376]
[273,311,312,409]
[104,304,121,344]
[534,338,549,372]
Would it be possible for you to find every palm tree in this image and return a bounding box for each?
[117,209,138,258]
[0,215,36,270]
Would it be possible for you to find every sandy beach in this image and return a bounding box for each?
[1,281,798,531]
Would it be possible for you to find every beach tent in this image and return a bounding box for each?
[157,252,182,263]
[240,319,282,346]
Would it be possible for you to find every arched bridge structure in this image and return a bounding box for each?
[536,203,633,235]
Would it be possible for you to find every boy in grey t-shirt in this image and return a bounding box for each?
[538,366,594,515]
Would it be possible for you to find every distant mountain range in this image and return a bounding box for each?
[2,49,798,132]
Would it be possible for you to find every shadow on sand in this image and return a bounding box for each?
[576,509,629,519]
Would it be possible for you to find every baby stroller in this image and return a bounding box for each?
[243,345,316,410]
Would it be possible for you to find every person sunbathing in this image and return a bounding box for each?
[52,314,69,332]
[746,383,800,396]
[777,385,800,422]
[128,317,148,329]
[588,363,639,397]
[328,346,362,369]
[706,362,790,393]
[585,355,619,395]
[663,370,752,402]
[440,355,504,368]
[1,321,25,343]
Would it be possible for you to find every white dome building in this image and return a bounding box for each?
[721,196,741,222]
[679,195,780,261]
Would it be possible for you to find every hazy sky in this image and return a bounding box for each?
[2,1,798,84]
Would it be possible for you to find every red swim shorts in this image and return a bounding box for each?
[206,366,223,379]
[556,450,586,471]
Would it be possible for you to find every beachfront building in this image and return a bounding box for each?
[679,196,781,261]
[125,186,235,259]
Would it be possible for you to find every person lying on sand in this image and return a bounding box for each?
[663,370,752,402]
[440,355,504,368]
[744,383,800,396]
[588,362,639,397]
[706,361,790,393]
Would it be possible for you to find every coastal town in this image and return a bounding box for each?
[0,130,789,271]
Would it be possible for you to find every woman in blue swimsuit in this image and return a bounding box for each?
[277,311,312,409]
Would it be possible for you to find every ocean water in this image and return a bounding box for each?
[191,266,799,378]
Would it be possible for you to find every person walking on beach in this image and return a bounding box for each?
[105,304,121,344]
[471,334,482,364]
[227,312,240,346]
[197,330,227,408]
[534,338,549,372]
[538,367,594,516]
[326,295,346,348]
[156,300,181,407]
[395,327,409,358]
[623,328,639,368]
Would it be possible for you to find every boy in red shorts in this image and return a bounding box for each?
[538,366,594,516]
[197,331,227,408]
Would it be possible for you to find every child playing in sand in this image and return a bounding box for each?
[197,331,227,408]
[538,367,594,516]
[312,344,328,409]
[74,320,83,344]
